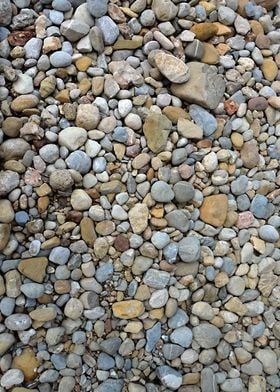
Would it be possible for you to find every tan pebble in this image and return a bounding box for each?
[12,348,39,381]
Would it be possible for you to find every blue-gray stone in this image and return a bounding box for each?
[51,354,67,370]
[151,232,170,250]
[170,326,193,348]
[205,266,215,281]
[97,352,115,370]
[0,297,15,316]
[95,379,124,392]
[259,225,279,243]
[178,236,200,263]
[87,0,108,17]
[99,337,122,355]
[151,181,174,202]
[112,127,128,143]
[15,211,29,225]
[231,175,248,195]
[250,194,270,219]
[165,210,190,233]
[146,322,161,352]
[50,51,72,67]
[143,269,170,289]
[66,151,91,174]
[49,9,64,24]
[248,321,265,338]
[189,104,217,136]
[163,242,179,264]
[52,0,72,11]
[236,194,250,211]
[49,246,71,265]
[95,16,119,45]
[95,263,113,283]
[162,344,184,360]
[168,308,189,329]
[72,331,86,344]
[92,156,106,173]
[20,283,45,299]
[193,323,222,348]
[157,366,182,391]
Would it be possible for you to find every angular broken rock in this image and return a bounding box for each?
[143,113,172,153]
[170,62,225,110]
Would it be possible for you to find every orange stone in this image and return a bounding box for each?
[112,300,145,319]
[200,194,228,227]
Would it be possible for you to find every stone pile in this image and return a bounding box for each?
[0,0,279,390]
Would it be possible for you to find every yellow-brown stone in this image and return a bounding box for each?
[113,36,143,50]
[80,217,96,247]
[213,22,232,36]
[162,106,190,124]
[12,348,39,381]
[75,56,92,72]
[112,300,145,319]
[79,78,91,94]
[191,23,218,41]
[18,257,48,283]
[29,307,57,322]
[55,89,70,103]
[261,59,278,81]
[201,43,220,64]
[200,194,228,227]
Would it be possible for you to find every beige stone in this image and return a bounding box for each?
[112,300,145,319]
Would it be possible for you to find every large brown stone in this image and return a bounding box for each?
[240,140,259,169]
[143,113,172,153]
[0,223,11,251]
[12,348,39,381]
[191,23,219,41]
[200,194,228,227]
[170,62,225,110]
[18,257,48,283]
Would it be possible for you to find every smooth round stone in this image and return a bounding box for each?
[13,74,34,94]
[151,181,174,202]
[0,297,15,316]
[85,140,101,157]
[149,288,169,308]
[259,225,279,242]
[157,366,182,391]
[118,100,132,117]
[227,276,246,296]
[15,211,29,225]
[49,246,70,265]
[192,302,215,320]
[71,189,92,211]
[231,175,248,195]
[193,323,222,348]
[178,236,200,263]
[173,181,195,203]
[163,242,179,264]
[21,283,45,299]
[87,0,108,17]
[0,369,24,388]
[0,199,14,223]
[52,0,72,11]
[170,326,193,348]
[162,344,184,360]
[66,151,91,174]
[5,314,32,331]
[92,157,107,173]
[151,232,170,249]
[95,263,113,283]
[39,144,59,163]
[112,127,128,143]
[50,51,72,67]
[64,298,84,320]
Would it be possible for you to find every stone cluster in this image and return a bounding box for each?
[0,0,279,390]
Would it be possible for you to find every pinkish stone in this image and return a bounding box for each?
[24,168,42,186]
[237,211,254,229]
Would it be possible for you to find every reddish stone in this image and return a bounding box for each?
[240,140,259,169]
[224,99,239,115]
[114,235,129,252]
[7,31,35,46]
[66,211,83,223]
[236,211,254,229]
[126,145,141,158]
[178,164,194,179]
[24,168,42,186]
[248,97,268,111]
